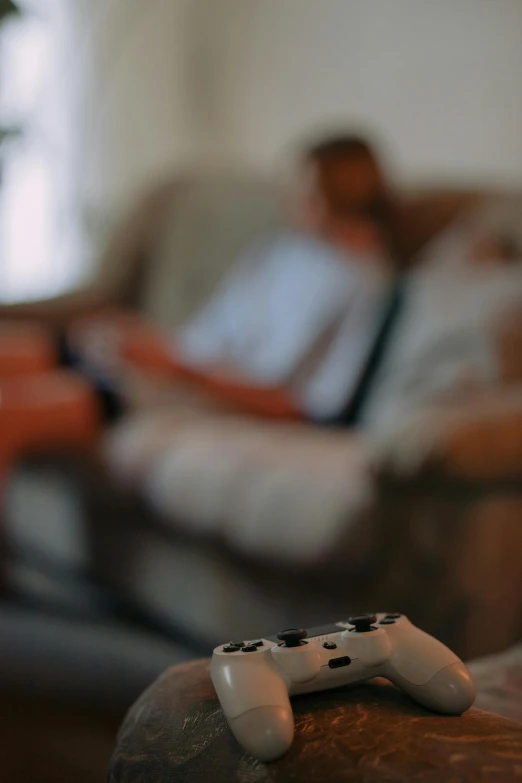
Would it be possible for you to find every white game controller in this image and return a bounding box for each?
[211,613,476,761]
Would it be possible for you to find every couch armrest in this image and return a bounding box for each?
[109,658,522,783]
[0,180,179,327]
[371,385,522,485]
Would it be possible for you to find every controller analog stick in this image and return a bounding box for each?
[348,614,378,632]
[277,629,308,647]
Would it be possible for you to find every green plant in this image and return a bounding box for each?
[0,0,20,22]
[0,125,20,143]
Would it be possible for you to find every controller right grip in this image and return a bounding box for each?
[390,662,476,714]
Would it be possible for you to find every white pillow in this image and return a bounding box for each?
[364,195,522,435]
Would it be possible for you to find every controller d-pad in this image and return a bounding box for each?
[241,645,258,653]
[247,640,264,647]
[230,641,245,648]
[223,644,240,653]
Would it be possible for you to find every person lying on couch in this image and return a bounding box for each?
[67,134,404,423]
[0,132,407,488]
[65,155,522,432]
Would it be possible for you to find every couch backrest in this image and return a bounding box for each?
[139,174,283,328]
[135,171,485,329]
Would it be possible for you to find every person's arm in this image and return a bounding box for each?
[194,370,302,420]
[0,180,179,327]
[122,328,303,420]
[120,236,354,421]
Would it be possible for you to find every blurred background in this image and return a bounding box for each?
[2,1,522,781]
[2,0,522,302]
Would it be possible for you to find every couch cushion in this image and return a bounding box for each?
[363,195,522,434]
[367,383,522,479]
[137,175,490,331]
[139,174,282,329]
[0,606,190,710]
[104,408,374,563]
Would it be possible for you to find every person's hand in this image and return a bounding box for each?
[69,308,207,382]
[116,365,231,415]
[68,308,161,376]
[121,326,177,375]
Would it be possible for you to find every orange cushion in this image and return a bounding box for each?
[0,370,101,480]
[0,322,57,380]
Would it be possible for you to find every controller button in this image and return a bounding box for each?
[223,645,240,653]
[241,644,258,653]
[277,629,308,647]
[379,618,396,625]
[247,640,264,647]
[323,641,337,650]
[328,656,351,669]
[384,613,402,619]
[348,615,378,632]
[230,641,245,648]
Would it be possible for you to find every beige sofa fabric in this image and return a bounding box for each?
[368,384,522,479]
[105,410,373,562]
[139,174,282,329]
[104,175,522,566]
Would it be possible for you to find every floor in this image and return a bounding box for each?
[1,690,122,783]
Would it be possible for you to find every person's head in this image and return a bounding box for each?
[293,133,394,256]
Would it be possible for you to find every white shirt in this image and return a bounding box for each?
[176,231,388,418]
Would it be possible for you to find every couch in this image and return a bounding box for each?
[4,173,522,661]
[109,644,522,783]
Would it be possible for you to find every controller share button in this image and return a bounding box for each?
[328,656,352,669]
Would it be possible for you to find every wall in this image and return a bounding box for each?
[193,0,522,187]
[4,0,522,300]
[1,0,194,299]
[70,0,194,213]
